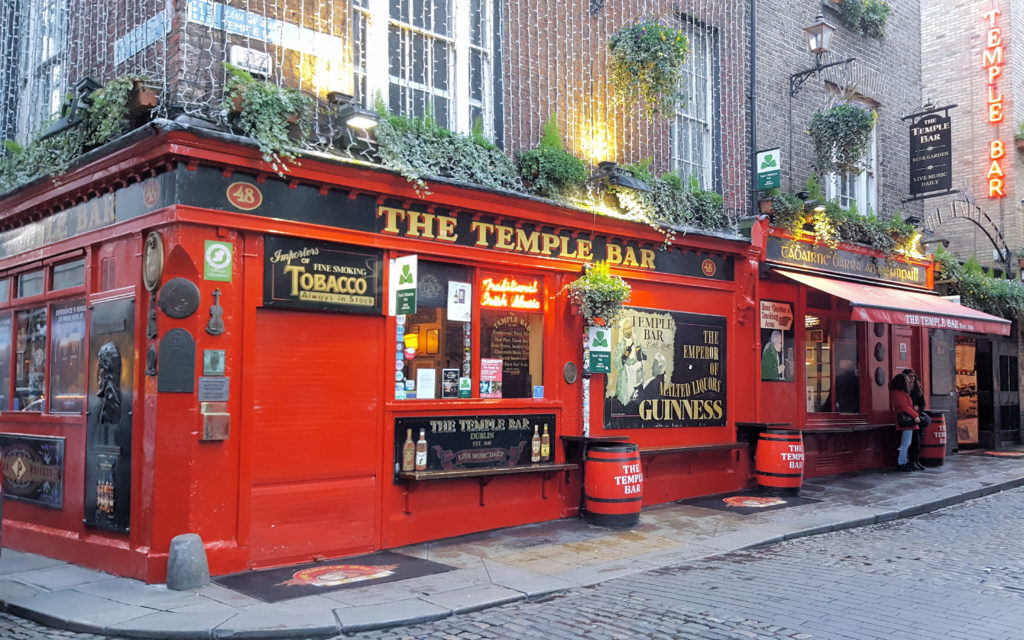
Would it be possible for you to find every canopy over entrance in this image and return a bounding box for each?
[775,270,1011,336]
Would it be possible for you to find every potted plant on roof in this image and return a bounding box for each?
[221,63,313,172]
[608,18,689,118]
[85,74,160,147]
[562,261,632,327]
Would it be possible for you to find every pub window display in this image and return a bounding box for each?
[805,315,861,414]
[395,262,545,400]
[397,261,472,400]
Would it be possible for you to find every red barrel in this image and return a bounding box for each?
[755,430,804,495]
[920,413,947,466]
[584,442,643,527]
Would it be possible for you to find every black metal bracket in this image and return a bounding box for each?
[589,0,605,14]
[789,57,856,97]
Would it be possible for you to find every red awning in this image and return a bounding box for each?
[775,270,1011,336]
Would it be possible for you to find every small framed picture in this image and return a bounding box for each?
[203,349,226,376]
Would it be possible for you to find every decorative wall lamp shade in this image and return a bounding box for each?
[803,14,836,56]
[590,161,651,193]
[328,91,378,130]
[790,14,855,97]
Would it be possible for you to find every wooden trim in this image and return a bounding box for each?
[640,442,746,456]
[397,463,577,481]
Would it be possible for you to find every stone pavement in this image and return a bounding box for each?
[0,451,1022,639]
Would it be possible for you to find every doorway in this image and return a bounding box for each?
[248,309,383,566]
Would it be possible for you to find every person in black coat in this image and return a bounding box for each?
[902,369,931,471]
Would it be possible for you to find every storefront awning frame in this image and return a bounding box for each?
[774,269,1012,336]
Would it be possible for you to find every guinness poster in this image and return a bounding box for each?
[263,235,383,313]
[84,297,134,532]
[605,308,726,429]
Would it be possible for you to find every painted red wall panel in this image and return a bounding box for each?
[249,309,382,565]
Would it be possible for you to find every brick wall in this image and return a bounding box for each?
[755,0,923,222]
[921,0,1022,271]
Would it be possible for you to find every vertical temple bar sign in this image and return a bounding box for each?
[984,5,1006,198]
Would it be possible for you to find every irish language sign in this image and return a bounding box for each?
[605,309,727,429]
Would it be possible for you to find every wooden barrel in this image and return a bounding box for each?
[920,412,947,466]
[584,442,643,527]
[755,430,804,495]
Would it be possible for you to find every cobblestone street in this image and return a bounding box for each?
[3,485,1023,640]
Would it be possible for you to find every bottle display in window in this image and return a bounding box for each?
[402,428,415,471]
[415,428,428,470]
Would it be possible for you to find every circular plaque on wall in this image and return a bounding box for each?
[874,342,886,362]
[158,278,201,318]
[875,367,887,387]
[563,361,578,384]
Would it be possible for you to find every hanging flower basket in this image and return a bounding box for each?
[808,103,876,175]
[561,261,632,327]
[608,18,689,118]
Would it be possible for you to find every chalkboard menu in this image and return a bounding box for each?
[481,311,536,398]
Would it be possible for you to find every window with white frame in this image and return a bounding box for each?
[672,17,719,190]
[351,0,495,137]
[14,0,67,142]
[826,103,877,215]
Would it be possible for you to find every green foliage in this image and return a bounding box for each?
[517,114,588,200]
[608,18,689,118]
[935,248,1024,320]
[808,103,876,175]
[561,261,632,326]
[805,174,823,201]
[221,63,313,172]
[373,100,521,194]
[0,125,89,194]
[769,191,917,258]
[838,0,891,38]
[0,72,158,194]
[87,74,143,146]
[1015,120,1024,141]
[616,163,730,245]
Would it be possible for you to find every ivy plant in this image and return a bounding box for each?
[608,18,689,118]
[87,74,151,146]
[837,0,891,38]
[561,260,632,326]
[517,114,588,200]
[935,249,1024,320]
[221,63,313,172]
[373,100,522,194]
[808,102,876,175]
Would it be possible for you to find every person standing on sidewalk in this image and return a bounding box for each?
[903,369,930,470]
[890,373,920,472]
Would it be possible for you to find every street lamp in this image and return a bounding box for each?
[789,14,855,97]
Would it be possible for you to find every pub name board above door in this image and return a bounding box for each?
[173,166,735,281]
[765,236,928,288]
[263,235,384,313]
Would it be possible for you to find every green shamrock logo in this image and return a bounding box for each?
[399,264,413,285]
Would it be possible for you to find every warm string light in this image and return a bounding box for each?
[1,0,747,225]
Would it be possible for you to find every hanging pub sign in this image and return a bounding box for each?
[263,235,383,313]
[605,308,727,429]
[394,414,556,473]
[909,111,953,197]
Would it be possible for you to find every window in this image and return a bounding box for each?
[398,261,471,400]
[826,102,877,215]
[52,258,84,291]
[1,258,86,413]
[805,315,861,414]
[14,0,68,142]
[672,17,719,190]
[352,0,495,136]
[395,261,545,400]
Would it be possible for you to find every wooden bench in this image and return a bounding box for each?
[395,463,577,513]
[638,442,748,478]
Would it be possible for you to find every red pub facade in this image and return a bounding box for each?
[0,125,767,582]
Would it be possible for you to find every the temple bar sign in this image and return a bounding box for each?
[909,112,952,197]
